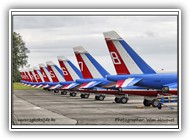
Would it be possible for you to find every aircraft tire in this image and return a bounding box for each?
[143,99,152,106]
[84,94,89,99]
[151,99,160,107]
[80,94,85,98]
[115,97,121,103]
[61,91,67,95]
[70,92,77,97]
[120,97,128,104]
[98,95,105,101]
[158,103,162,110]
[95,95,99,100]
[54,90,59,93]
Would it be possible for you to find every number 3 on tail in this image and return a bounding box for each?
[110,52,121,64]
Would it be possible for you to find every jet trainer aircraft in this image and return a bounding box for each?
[73,46,129,102]
[58,56,111,100]
[103,31,178,107]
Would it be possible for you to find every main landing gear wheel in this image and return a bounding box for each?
[115,97,121,103]
[98,95,105,101]
[81,94,89,99]
[70,92,77,97]
[80,94,84,98]
[95,95,105,101]
[95,95,99,100]
[120,97,129,104]
[61,91,67,95]
[84,94,90,99]
[114,97,129,104]
[151,99,160,107]
[143,99,152,107]
[54,89,59,93]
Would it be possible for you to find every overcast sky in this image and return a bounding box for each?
[13,15,177,74]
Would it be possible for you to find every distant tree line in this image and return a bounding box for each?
[13,32,30,82]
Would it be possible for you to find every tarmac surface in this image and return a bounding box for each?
[12,90,178,125]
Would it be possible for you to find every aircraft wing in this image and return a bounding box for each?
[62,83,80,89]
[116,78,142,88]
[80,81,102,89]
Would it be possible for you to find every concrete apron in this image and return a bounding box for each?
[12,94,77,125]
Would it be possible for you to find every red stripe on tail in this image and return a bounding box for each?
[47,66,59,82]
[40,67,51,82]
[105,39,130,75]
[29,71,37,82]
[25,72,32,82]
[58,60,73,81]
[75,53,93,79]
[33,70,43,82]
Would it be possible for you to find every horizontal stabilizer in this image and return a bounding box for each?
[49,84,62,90]
[62,83,80,89]
[80,81,102,89]
[42,84,50,88]
[35,84,43,88]
[116,78,142,88]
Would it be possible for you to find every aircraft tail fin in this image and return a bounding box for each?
[103,31,156,74]
[58,56,83,81]
[73,46,110,79]
[24,70,33,82]
[39,63,52,82]
[46,61,65,82]
[20,70,26,82]
[33,67,44,82]
[28,68,38,83]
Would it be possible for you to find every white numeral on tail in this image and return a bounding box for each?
[61,67,68,75]
[35,74,39,79]
[49,71,55,78]
[78,61,83,71]
[42,72,47,78]
[110,52,121,64]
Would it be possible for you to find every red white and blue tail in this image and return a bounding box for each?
[46,61,65,82]
[20,70,31,84]
[103,31,156,74]
[73,46,110,79]
[57,56,83,81]
[24,70,33,83]
[33,67,44,83]
[33,67,45,88]
[39,63,52,82]
[28,68,38,83]
[20,70,27,82]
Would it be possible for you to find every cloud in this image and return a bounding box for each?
[13,15,178,72]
